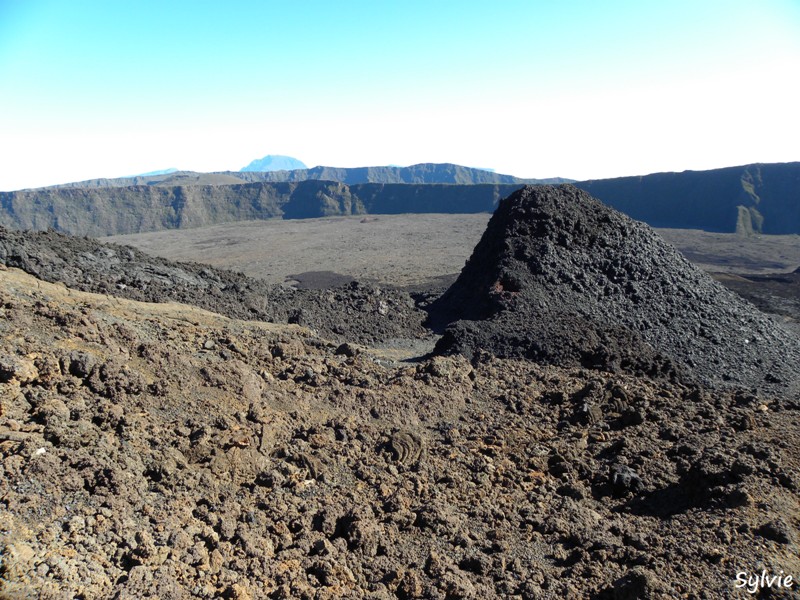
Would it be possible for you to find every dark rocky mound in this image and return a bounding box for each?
[432,185,800,394]
[0,227,427,346]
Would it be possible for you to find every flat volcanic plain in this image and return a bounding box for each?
[108,214,800,289]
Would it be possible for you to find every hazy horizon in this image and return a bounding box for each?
[1,0,799,191]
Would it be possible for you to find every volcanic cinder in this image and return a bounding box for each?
[433,185,800,395]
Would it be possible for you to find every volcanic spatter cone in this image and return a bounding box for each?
[433,185,800,393]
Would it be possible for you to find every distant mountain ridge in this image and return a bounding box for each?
[233,163,568,185]
[2,162,798,236]
[574,162,800,234]
[0,181,525,236]
[39,163,568,190]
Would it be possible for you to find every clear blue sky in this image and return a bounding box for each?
[1,0,799,189]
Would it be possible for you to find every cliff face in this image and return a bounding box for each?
[3,162,798,236]
[1,183,287,236]
[0,182,524,236]
[575,162,800,234]
[353,183,523,214]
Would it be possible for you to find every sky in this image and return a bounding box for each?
[1,0,799,190]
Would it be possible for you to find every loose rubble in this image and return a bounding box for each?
[1,268,798,598]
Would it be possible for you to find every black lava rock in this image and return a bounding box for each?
[0,226,427,346]
[610,464,645,496]
[432,185,800,393]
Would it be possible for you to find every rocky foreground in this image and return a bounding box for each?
[1,185,799,598]
[0,266,798,599]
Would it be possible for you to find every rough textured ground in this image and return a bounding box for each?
[432,185,800,396]
[2,267,799,599]
[0,226,428,348]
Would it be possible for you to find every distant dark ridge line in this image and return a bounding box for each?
[0,181,527,237]
[34,162,570,190]
[574,162,800,235]
[227,163,570,185]
[2,161,798,235]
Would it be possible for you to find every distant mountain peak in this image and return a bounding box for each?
[241,155,307,172]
